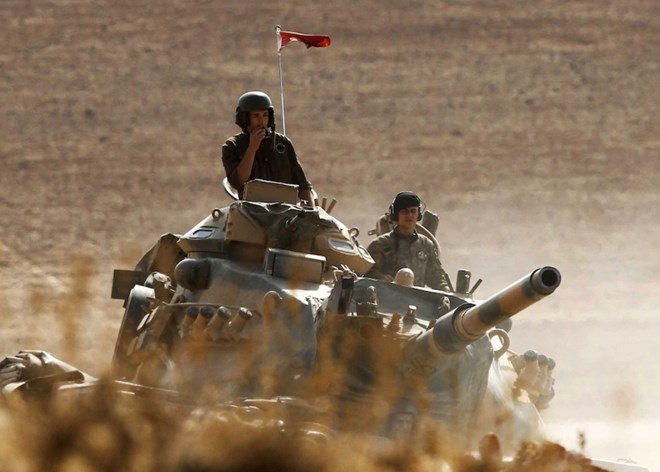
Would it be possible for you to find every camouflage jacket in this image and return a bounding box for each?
[222,132,312,198]
[365,228,450,290]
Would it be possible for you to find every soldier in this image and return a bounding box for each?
[366,191,450,290]
[222,91,315,206]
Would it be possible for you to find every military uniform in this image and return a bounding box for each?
[366,228,450,290]
[222,132,312,198]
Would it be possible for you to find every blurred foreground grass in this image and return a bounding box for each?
[0,260,605,471]
[0,383,603,472]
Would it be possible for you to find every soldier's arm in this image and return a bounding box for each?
[365,240,393,281]
[299,188,316,207]
[426,246,451,291]
[234,129,266,188]
[221,140,243,190]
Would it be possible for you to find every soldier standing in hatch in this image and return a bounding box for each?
[221,91,315,207]
[366,191,450,291]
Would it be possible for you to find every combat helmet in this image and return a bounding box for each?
[235,91,275,131]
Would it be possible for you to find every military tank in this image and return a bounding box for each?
[2,179,652,469]
[0,181,647,470]
[101,179,560,451]
[0,179,560,457]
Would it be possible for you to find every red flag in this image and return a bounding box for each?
[278,30,331,50]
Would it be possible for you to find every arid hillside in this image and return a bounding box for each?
[1,0,658,467]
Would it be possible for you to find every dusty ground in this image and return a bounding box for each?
[1,0,658,468]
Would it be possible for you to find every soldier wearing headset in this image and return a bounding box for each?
[366,191,450,291]
[222,91,315,206]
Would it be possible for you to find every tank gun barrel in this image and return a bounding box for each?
[408,266,561,370]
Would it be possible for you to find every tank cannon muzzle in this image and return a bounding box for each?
[407,266,561,370]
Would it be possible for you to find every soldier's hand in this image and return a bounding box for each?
[248,127,268,150]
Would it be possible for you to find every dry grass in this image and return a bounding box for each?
[0,383,606,472]
[0,268,606,471]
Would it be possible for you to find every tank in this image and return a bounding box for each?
[0,181,644,470]
[104,179,561,452]
[3,180,652,469]
[0,180,561,456]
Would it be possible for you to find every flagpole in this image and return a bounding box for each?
[275,25,286,136]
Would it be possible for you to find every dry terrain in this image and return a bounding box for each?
[1,0,658,468]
